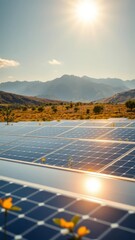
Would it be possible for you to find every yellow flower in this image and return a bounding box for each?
[53,218,75,230]
[60,218,74,229]
[77,226,90,237]
[0,197,21,211]
[41,157,46,163]
[0,197,13,210]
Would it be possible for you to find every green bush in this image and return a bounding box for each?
[125,100,135,111]
[93,105,104,114]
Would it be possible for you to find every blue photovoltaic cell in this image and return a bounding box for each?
[100,128,135,142]
[101,149,135,178]
[0,137,75,162]
[128,122,135,128]
[101,228,135,240]
[0,124,43,136]
[120,213,135,230]
[59,127,112,139]
[0,135,20,145]
[106,122,131,127]
[0,120,135,179]
[0,178,135,240]
[80,121,108,127]
[36,141,135,173]
[27,126,72,137]
[0,120,135,239]
[56,120,84,126]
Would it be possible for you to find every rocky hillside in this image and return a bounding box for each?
[0,91,60,105]
[99,89,135,103]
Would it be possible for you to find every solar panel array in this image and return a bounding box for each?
[0,178,135,240]
[0,120,135,179]
[0,119,135,239]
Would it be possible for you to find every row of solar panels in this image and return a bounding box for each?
[0,119,135,127]
[0,123,135,141]
[0,120,135,240]
[0,177,135,240]
[0,120,135,179]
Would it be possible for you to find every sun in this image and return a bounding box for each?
[75,0,99,23]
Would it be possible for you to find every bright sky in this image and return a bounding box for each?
[0,0,135,82]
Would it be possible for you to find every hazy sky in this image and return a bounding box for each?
[0,0,135,82]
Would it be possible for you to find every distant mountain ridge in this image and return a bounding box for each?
[0,75,135,102]
[0,91,60,105]
[98,89,135,103]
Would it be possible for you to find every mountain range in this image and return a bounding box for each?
[0,75,135,102]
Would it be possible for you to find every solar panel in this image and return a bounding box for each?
[35,141,135,173]
[0,137,75,162]
[99,128,135,142]
[106,122,131,127]
[0,134,134,178]
[81,121,109,127]
[128,122,135,128]
[0,177,135,240]
[0,119,135,239]
[0,124,44,137]
[27,126,73,137]
[0,120,135,179]
[101,149,135,178]
[59,127,113,139]
[0,135,20,145]
[56,120,85,126]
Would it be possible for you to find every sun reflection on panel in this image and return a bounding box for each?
[86,177,101,194]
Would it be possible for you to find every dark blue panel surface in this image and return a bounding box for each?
[91,206,127,223]
[66,199,100,215]
[101,228,135,240]
[24,225,59,240]
[0,178,135,240]
[101,149,135,178]
[29,190,56,203]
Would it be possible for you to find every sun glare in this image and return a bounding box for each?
[76,0,99,23]
[86,177,101,194]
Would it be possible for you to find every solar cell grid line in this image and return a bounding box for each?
[34,139,77,163]
[56,124,87,137]
[0,143,23,153]
[0,135,21,146]
[127,122,135,128]
[56,120,85,127]
[95,127,119,140]
[22,125,54,136]
[0,138,37,159]
[0,177,135,240]
[12,137,75,152]
[0,124,44,136]
[59,127,116,139]
[0,124,28,135]
[98,146,135,174]
[81,121,109,127]
[11,125,45,136]
[35,140,135,173]
[101,149,135,179]
[27,121,60,126]
[105,121,133,128]
[26,126,74,138]
[98,128,135,142]
[0,137,76,164]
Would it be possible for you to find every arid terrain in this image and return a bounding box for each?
[0,102,135,122]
